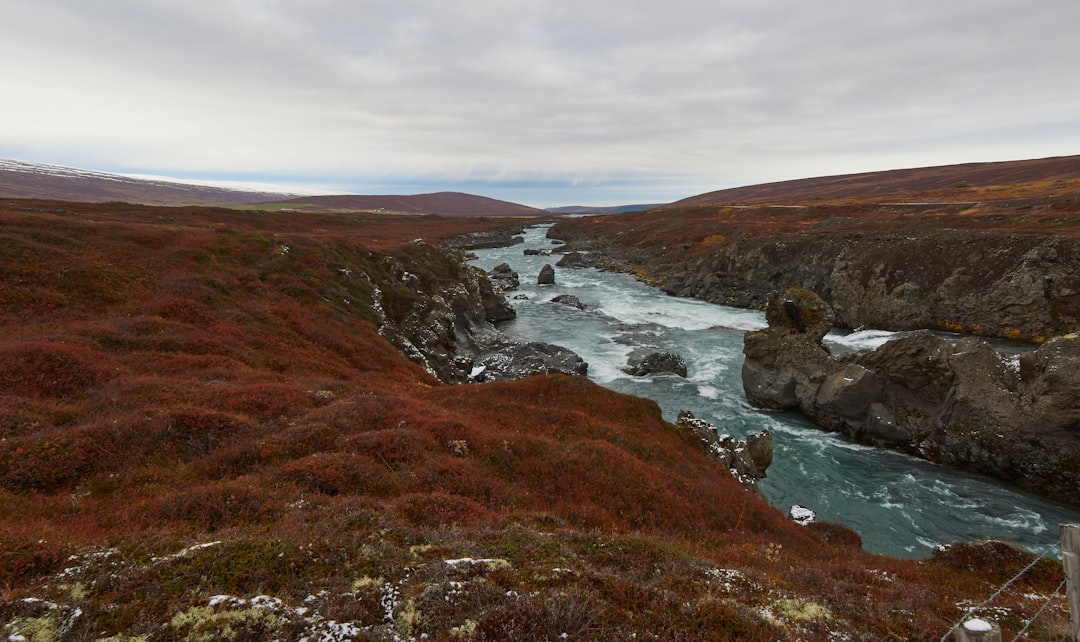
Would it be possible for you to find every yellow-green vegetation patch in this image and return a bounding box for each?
[774,597,832,622]
[170,602,282,642]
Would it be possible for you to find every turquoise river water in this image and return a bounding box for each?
[469,224,1080,558]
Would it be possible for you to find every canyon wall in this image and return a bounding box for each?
[551,225,1080,342]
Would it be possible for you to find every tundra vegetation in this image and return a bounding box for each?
[0,198,1072,640]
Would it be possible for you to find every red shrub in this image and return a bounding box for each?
[218,382,311,419]
[146,481,273,530]
[0,341,115,398]
[276,452,399,497]
[393,492,489,528]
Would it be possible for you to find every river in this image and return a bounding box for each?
[469,224,1080,559]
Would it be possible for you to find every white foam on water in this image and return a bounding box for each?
[472,223,1080,559]
[825,329,904,352]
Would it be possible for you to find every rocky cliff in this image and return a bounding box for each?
[742,288,1080,505]
[549,208,1080,342]
[373,240,587,383]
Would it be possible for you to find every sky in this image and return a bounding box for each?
[1,1,1078,208]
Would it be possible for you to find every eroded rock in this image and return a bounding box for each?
[741,288,1080,505]
[676,410,772,491]
[624,350,688,377]
[537,264,555,285]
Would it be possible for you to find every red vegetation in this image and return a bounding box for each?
[0,198,1070,640]
[676,154,1080,205]
[278,191,548,217]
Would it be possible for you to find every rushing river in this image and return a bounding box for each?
[469,224,1080,558]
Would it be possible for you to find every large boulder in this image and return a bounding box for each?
[471,342,588,381]
[537,264,556,285]
[624,350,688,377]
[487,263,520,292]
[550,294,586,310]
[556,251,589,268]
[741,288,1080,506]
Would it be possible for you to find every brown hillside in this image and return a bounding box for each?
[0,160,290,206]
[280,191,547,217]
[676,155,1080,205]
[0,198,1069,640]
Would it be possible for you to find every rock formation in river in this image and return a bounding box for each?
[676,410,772,491]
[741,288,1080,505]
[487,262,520,292]
[537,264,556,285]
[624,350,688,378]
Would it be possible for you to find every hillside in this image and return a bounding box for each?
[546,204,666,215]
[674,154,1080,206]
[277,192,547,217]
[0,198,1070,640]
[0,159,291,206]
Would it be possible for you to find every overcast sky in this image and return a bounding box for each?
[1,1,1078,207]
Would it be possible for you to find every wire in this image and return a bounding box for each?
[1009,577,1067,641]
[939,548,1053,642]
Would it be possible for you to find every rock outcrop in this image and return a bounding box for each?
[742,288,1080,505]
[676,410,772,491]
[550,223,1080,342]
[470,342,589,381]
[549,294,585,310]
[446,228,525,251]
[374,243,587,384]
[556,251,589,269]
[537,264,556,285]
[624,350,688,377]
[487,263,520,292]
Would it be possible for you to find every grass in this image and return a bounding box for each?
[0,198,1071,640]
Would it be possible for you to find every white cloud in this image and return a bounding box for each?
[1,0,1078,206]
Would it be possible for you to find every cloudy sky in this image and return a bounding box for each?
[2,1,1078,206]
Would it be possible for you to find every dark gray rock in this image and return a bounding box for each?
[676,410,772,491]
[624,350,688,377]
[550,294,585,310]
[375,249,515,384]
[740,287,1080,506]
[556,251,589,268]
[524,248,551,256]
[537,264,556,285]
[471,342,588,381]
[548,220,1080,342]
[487,262,520,292]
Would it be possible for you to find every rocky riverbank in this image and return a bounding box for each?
[742,288,1080,506]
[549,209,1080,342]
[372,240,587,383]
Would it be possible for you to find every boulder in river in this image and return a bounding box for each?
[537,264,556,285]
[624,349,688,377]
[471,342,588,381]
[487,262,520,292]
[550,294,585,310]
[741,287,1080,506]
[556,251,589,268]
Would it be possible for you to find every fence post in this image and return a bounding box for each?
[953,618,1001,642]
[1063,524,1080,642]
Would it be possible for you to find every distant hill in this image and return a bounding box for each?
[674,155,1080,206]
[279,192,547,217]
[546,203,667,215]
[0,159,292,206]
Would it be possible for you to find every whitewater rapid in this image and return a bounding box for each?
[470,224,1080,558]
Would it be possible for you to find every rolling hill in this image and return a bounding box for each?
[673,154,1080,206]
[277,192,547,216]
[0,159,292,206]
